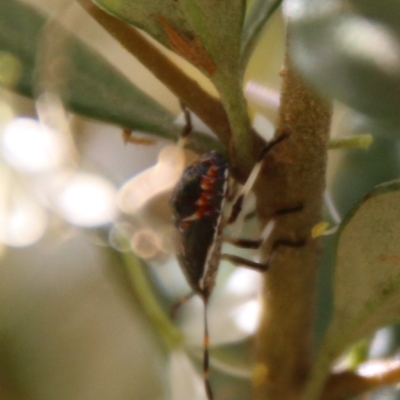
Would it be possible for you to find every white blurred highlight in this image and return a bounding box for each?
[233,299,261,335]
[0,186,47,247]
[226,269,262,334]
[54,172,117,227]
[226,268,262,297]
[252,114,275,142]
[245,82,280,110]
[357,358,400,378]
[335,18,400,76]
[2,117,67,172]
[181,266,263,346]
[283,0,341,22]
[36,92,78,164]
[117,145,185,214]
[324,190,342,225]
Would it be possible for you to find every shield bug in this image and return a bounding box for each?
[170,105,304,400]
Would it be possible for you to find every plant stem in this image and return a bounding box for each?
[217,79,254,169]
[122,252,183,351]
[253,52,332,400]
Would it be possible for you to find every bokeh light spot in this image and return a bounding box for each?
[233,299,261,335]
[55,172,117,227]
[2,117,66,172]
[336,18,400,75]
[0,195,47,247]
[130,228,161,259]
[226,268,262,296]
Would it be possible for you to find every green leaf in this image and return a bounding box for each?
[283,0,400,130]
[332,135,400,217]
[328,134,373,150]
[94,0,253,163]
[0,0,179,139]
[93,0,215,76]
[92,0,190,53]
[94,0,245,78]
[302,180,400,400]
[333,180,400,347]
[179,0,252,163]
[241,0,282,65]
[182,0,246,83]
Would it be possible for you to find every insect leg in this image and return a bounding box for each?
[227,134,289,225]
[170,294,214,400]
[224,204,303,251]
[222,218,276,250]
[274,204,304,216]
[222,236,262,249]
[220,238,306,273]
[177,101,193,148]
[220,253,272,272]
[169,291,196,318]
[203,299,214,400]
[222,204,304,270]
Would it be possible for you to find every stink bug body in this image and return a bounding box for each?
[169,105,304,400]
[170,150,228,300]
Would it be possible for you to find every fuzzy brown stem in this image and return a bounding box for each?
[253,55,332,399]
[76,0,231,146]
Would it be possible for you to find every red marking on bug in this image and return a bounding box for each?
[196,198,206,207]
[201,182,211,190]
[201,176,215,190]
[196,208,212,219]
[179,221,191,230]
[207,166,219,177]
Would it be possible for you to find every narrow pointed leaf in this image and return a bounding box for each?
[241,0,282,65]
[0,0,179,138]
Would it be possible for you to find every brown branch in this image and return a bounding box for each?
[322,360,400,400]
[253,53,332,399]
[75,0,231,147]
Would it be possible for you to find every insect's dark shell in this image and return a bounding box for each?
[170,150,228,298]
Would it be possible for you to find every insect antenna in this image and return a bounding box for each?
[203,299,214,400]
[228,133,289,225]
[177,100,192,148]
